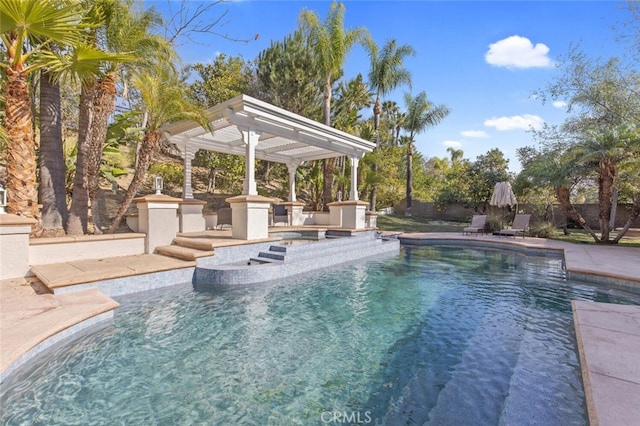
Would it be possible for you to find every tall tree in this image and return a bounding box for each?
[0,0,87,229]
[367,39,415,210]
[538,51,640,243]
[253,29,323,118]
[108,64,208,233]
[299,1,370,210]
[39,68,68,236]
[402,91,449,216]
[189,54,249,107]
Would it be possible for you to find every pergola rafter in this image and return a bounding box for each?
[162,94,375,202]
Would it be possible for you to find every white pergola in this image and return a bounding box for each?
[162,94,375,203]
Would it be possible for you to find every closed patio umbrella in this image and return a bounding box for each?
[490,182,517,228]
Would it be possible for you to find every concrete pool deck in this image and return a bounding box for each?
[1,233,639,425]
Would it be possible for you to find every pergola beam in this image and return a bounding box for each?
[162,94,375,200]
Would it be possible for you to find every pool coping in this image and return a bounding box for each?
[2,232,640,425]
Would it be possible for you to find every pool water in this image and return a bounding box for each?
[2,246,640,425]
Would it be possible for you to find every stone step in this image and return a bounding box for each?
[156,245,214,261]
[261,235,379,261]
[173,236,216,251]
[258,250,286,261]
[1,287,119,380]
[249,256,284,264]
[426,301,524,425]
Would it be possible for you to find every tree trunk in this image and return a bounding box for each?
[405,141,413,217]
[38,69,67,236]
[322,158,335,210]
[321,79,333,211]
[87,72,118,234]
[597,160,616,242]
[67,79,96,235]
[613,191,640,243]
[4,68,40,230]
[369,95,381,211]
[109,130,161,233]
[555,186,600,242]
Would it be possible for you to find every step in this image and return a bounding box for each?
[257,250,286,261]
[498,318,580,425]
[426,301,525,425]
[1,288,119,380]
[249,256,283,264]
[173,236,216,251]
[156,245,214,261]
[264,236,380,262]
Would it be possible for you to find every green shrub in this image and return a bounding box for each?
[485,215,502,233]
[530,222,558,238]
[148,163,183,188]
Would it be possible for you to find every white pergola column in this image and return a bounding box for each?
[241,128,261,195]
[177,144,197,199]
[286,162,300,202]
[349,155,360,201]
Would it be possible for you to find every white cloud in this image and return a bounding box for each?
[461,130,489,138]
[485,35,553,69]
[484,114,544,131]
[552,100,568,109]
[443,140,462,148]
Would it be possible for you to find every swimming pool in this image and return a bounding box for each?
[2,246,639,424]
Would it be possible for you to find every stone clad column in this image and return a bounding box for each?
[135,194,181,253]
[283,201,305,226]
[227,194,272,240]
[0,214,36,280]
[340,200,368,229]
[179,198,206,233]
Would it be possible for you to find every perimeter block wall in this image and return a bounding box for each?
[394,201,640,229]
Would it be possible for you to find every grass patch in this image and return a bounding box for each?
[550,229,640,247]
[377,214,466,233]
[377,215,640,248]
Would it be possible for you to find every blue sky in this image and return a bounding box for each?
[146,1,631,172]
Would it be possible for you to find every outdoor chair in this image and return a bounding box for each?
[272,204,288,226]
[216,207,232,229]
[463,215,487,235]
[497,214,530,238]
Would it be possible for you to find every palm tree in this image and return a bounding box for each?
[1,0,87,228]
[402,91,450,216]
[382,100,404,147]
[367,39,415,211]
[39,68,68,236]
[447,147,464,165]
[298,1,370,210]
[108,64,209,233]
[85,1,171,234]
[575,124,640,242]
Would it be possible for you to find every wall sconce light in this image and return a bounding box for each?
[0,185,6,214]
[154,176,164,195]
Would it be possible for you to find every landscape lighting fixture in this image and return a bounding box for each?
[154,176,164,195]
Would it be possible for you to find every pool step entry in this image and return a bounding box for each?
[251,233,379,264]
[425,302,526,425]
[155,237,215,261]
[194,230,401,285]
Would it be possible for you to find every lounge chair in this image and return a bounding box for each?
[497,214,530,238]
[216,207,232,229]
[272,204,288,226]
[463,215,487,235]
